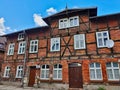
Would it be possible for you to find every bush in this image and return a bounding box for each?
[98,87,105,90]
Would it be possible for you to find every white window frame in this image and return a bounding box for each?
[69,16,79,27]
[40,65,49,80]
[16,65,23,78]
[59,16,79,29]
[51,37,60,52]
[7,43,15,55]
[59,18,68,29]
[18,33,24,40]
[18,41,26,54]
[74,34,86,49]
[4,66,10,78]
[29,40,38,53]
[53,64,62,80]
[106,62,120,81]
[96,31,109,48]
[89,62,103,80]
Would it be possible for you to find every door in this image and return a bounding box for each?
[28,66,36,87]
[69,63,83,88]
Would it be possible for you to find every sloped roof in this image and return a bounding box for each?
[44,7,97,20]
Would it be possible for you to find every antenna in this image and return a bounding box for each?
[65,3,68,10]
[106,39,114,48]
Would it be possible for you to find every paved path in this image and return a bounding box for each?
[0,85,55,90]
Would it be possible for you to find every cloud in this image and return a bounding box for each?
[33,14,48,27]
[0,17,11,35]
[46,7,57,15]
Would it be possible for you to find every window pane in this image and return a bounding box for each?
[74,18,78,25]
[53,70,57,78]
[98,33,102,37]
[98,38,103,46]
[96,69,102,79]
[114,69,119,79]
[59,64,62,68]
[58,70,62,78]
[104,38,108,46]
[106,62,111,67]
[96,63,100,67]
[90,69,95,79]
[103,32,107,36]
[107,69,113,79]
[113,62,118,67]
[90,63,94,68]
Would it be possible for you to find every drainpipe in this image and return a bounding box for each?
[22,30,28,87]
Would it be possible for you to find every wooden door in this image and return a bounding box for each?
[69,63,83,88]
[28,66,36,87]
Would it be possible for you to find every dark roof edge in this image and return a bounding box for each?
[43,6,97,19]
[1,26,49,37]
[90,12,120,19]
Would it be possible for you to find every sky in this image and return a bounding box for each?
[0,0,120,35]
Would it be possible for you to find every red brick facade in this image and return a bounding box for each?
[2,7,120,88]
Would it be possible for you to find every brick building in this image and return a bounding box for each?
[2,7,120,89]
[0,37,6,72]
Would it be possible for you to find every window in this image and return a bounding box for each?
[16,65,23,78]
[53,64,62,80]
[18,33,24,40]
[59,16,79,29]
[18,41,26,54]
[40,65,49,80]
[106,62,120,81]
[96,31,109,48]
[29,40,38,53]
[51,37,60,52]
[74,34,86,49]
[59,18,68,29]
[7,43,15,55]
[69,16,79,27]
[89,63,102,80]
[4,66,10,78]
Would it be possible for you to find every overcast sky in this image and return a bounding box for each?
[0,0,120,35]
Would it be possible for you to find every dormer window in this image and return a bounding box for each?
[18,33,24,40]
[59,16,79,29]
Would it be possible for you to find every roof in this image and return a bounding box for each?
[90,12,120,20]
[3,7,97,37]
[2,26,49,37]
[43,7,97,20]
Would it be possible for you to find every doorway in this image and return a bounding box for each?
[69,63,83,88]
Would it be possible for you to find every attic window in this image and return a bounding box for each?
[59,16,79,29]
[18,33,24,40]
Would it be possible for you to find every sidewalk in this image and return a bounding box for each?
[0,85,55,90]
